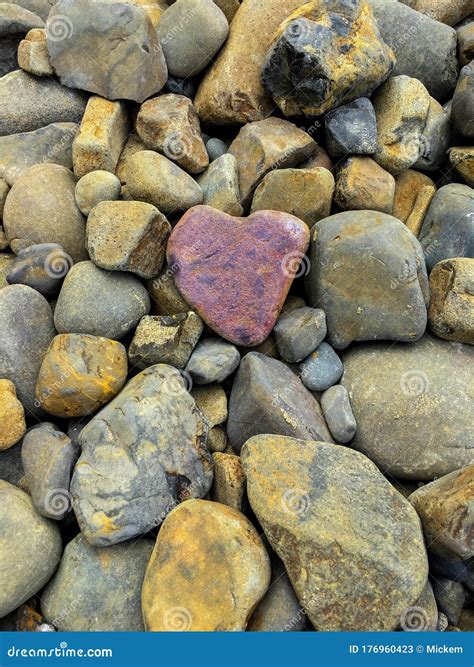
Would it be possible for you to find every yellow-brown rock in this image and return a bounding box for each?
[334,157,395,214]
[211,453,246,511]
[428,258,474,344]
[448,147,474,188]
[399,0,473,26]
[115,134,146,185]
[35,334,128,417]
[393,170,436,236]
[142,499,270,631]
[0,380,26,451]
[17,29,53,77]
[409,465,474,560]
[207,425,228,452]
[191,384,228,428]
[146,265,190,316]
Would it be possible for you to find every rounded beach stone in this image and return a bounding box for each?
[74,170,121,216]
[448,147,474,188]
[274,307,326,363]
[413,97,451,172]
[146,266,190,316]
[6,243,72,298]
[185,339,240,384]
[320,384,357,444]
[334,157,395,214]
[300,342,344,392]
[452,63,474,138]
[428,258,474,345]
[432,578,465,626]
[206,138,227,161]
[0,380,26,451]
[142,499,270,631]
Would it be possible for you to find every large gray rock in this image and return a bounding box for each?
[227,352,333,453]
[341,336,474,480]
[306,211,429,349]
[42,534,153,630]
[71,364,213,545]
[0,70,86,136]
[0,480,62,618]
[0,285,55,414]
[46,0,168,102]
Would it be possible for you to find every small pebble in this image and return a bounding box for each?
[300,342,344,392]
[274,307,327,363]
[186,338,240,384]
[74,170,121,216]
[320,385,357,444]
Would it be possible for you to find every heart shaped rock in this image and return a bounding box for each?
[167,206,310,346]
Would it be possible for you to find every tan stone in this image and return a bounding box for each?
[207,425,228,452]
[300,145,334,172]
[428,258,474,345]
[211,452,245,511]
[194,0,308,125]
[17,29,53,76]
[0,179,9,217]
[0,380,26,451]
[409,465,474,560]
[197,154,243,216]
[191,384,227,428]
[393,170,436,236]
[334,157,395,214]
[142,499,270,631]
[146,266,190,316]
[72,96,130,178]
[0,253,15,289]
[212,0,240,21]
[0,226,8,251]
[251,167,334,226]
[448,147,474,188]
[399,0,473,26]
[115,134,146,185]
[457,20,474,67]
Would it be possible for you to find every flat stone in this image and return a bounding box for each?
[142,499,270,631]
[3,163,87,262]
[320,385,356,444]
[167,206,310,346]
[126,150,203,214]
[197,154,243,216]
[136,94,208,174]
[428,258,474,345]
[71,365,212,545]
[54,261,150,340]
[157,0,229,78]
[409,465,473,561]
[41,534,153,631]
[35,333,128,418]
[262,0,395,117]
[0,122,77,186]
[241,435,428,631]
[334,156,395,213]
[341,335,474,479]
[227,352,333,453]
[306,211,429,349]
[0,481,62,617]
[325,97,377,157]
[0,380,26,450]
[211,452,246,512]
[191,384,227,428]
[21,423,79,519]
[418,184,474,271]
[0,70,86,136]
[128,313,203,370]
[6,243,72,298]
[300,342,344,392]
[146,265,190,317]
[393,170,436,236]
[448,147,474,187]
[75,170,121,216]
[17,27,52,75]
[0,285,54,414]
[47,0,168,103]
[228,118,317,207]
[414,97,451,171]
[86,201,170,279]
[251,167,334,227]
[185,339,240,384]
[274,307,326,363]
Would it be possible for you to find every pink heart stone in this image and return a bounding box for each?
[167,205,310,346]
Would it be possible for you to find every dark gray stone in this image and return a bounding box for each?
[274,307,326,363]
[71,364,212,545]
[227,352,333,453]
[0,440,24,487]
[325,98,377,157]
[432,578,465,626]
[299,342,343,392]
[429,553,470,585]
[419,184,474,272]
[186,338,240,384]
[320,384,356,444]
[6,243,72,297]
[452,62,474,138]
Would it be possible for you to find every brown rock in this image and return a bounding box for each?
[115,134,146,185]
[212,0,240,21]
[448,147,474,188]
[457,19,474,67]
[146,265,190,316]
[393,170,436,236]
[211,452,246,511]
[0,380,26,450]
[428,258,474,345]
[334,157,395,214]
[197,154,243,216]
[17,28,53,76]
[399,0,473,26]
[300,145,334,172]
[191,384,227,428]
[207,426,228,453]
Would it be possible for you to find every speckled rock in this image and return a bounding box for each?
[0,481,62,617]
[300,342,343,392]
[167,206,310,346]
[334,157,395,213]
[3,163,87,261]
[241,435,428,631]
[0,284,54,414]
[146,266,190,317]
[393,170,436,236]
[41,534,153,631]
[186,339,240,384]
[428,258,474,345]
[54,261,150,340]
[274,307,326,363]
[6,243,72,298]
[306,211,429,349]
[413,97,451,171]
[71,365,212,545]
[211,452,246,512]
[399,0,472,25]
[191,384,227,428]
[448,147,474,188]
[227,352,333,453]
[320,384,356,444]
[325,97,377,157]
[142,499,270,631]
[341,336,474,479]
[0,252,14,289]
[47,0,168,102]
[35,334,128,417]
[128,313,203,370]
[197,154,243,216]
[74,170,121,216]
[409,466,473,560]
[17,27,52,75]
[0,380,26,451]
[206,137,227,161]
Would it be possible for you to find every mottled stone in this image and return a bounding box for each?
[115,133,146,185]
[146,265,190,317]
[409,466,473,560]
[0,285,54,414]
[126,150,203,214]
[399,0,472,26]
[17,27,52,75]
[324,97,377,157]
[54,261,150,340]
[128,313,203,370]
[167,206,310,346]
[0,481,62,617]
[206,137,227,161]
[418,184,474,271]
[211,452,246,512]
[3,164,87,262]
[400,580,438,631]
[207,425,228,453]
[274,307,326,363]
[228,118,317,207]
[42,534,153,631]
[142,499,270,630]
[414,97,451,171]
[320,384,356,444]
[136,94,208,174]
[306,211,429,349]
[251,167,334,227]
[341,335,474,479]
[393,170,436,236]
[71,365,212,545]
[0,380,26,450]
[448,147,474,188]
[186,339,240,384]
[35,334,128,418]
[47,0,168,103]
[432,578,465,626]
[74,170,121,216]
[334,156,395,213]
[0,252,14,290]
[241,435,428,631]
[8,1,55,21]
[457,19,474,66]
[262,0,395,117]
[6,243,72,298]
[428,258,474,345]
[0,178,9,215]
[191,384,227,428]
[197,154,243,216]
[300,342,343,392]
[227,352,333,453]
[0,70,86,136]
